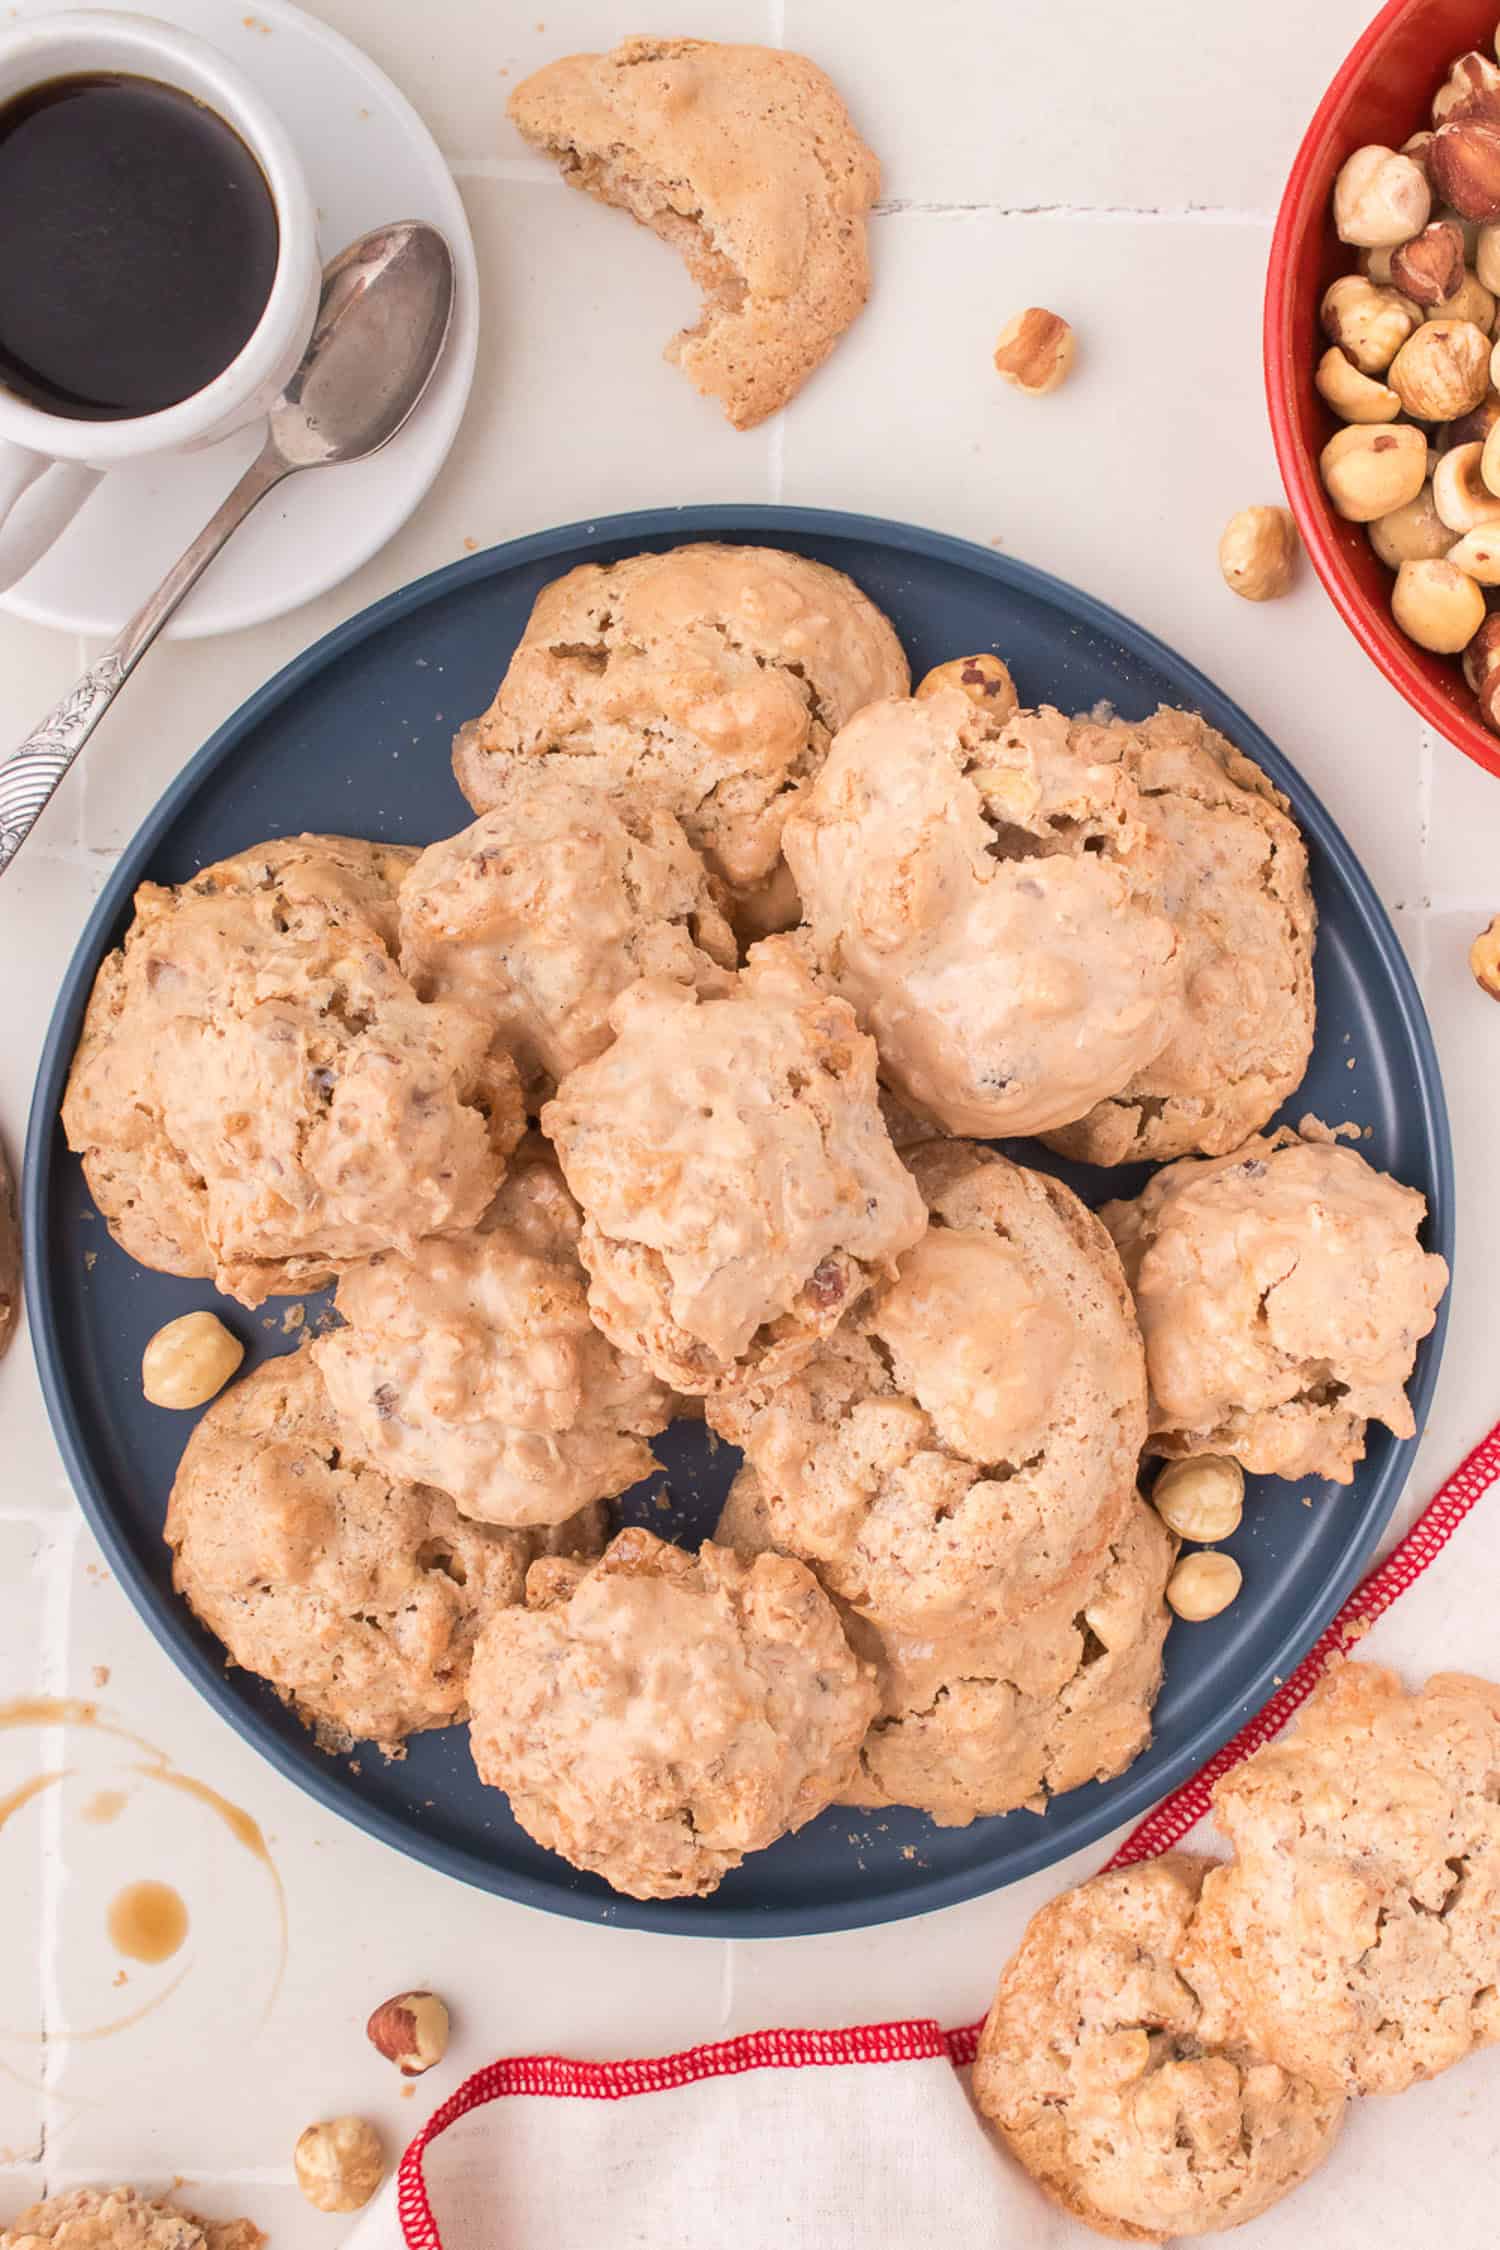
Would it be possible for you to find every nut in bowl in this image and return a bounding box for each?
[1267,0,1500,780]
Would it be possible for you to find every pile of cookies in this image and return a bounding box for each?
[60,541,1449,1902]
[974,1662,1500,2239]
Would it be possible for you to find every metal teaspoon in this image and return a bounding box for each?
[0,220,455,876]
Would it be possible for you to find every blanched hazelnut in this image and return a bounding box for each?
[1428,268,1497,326]
[1403,128,1437,175]
[1388,318,1491,417]
[1471,915,1500,996]
[1315,347,1400,421]
[1477,220,1500,290]
[1391,218,1467,304]
[1392,556,1486,650]
[141,1310,243,1409]
[1444,523,1500,581]
[1369,482,1456,567]
[915,653,1019,719]
[1430,121,1500,221]
[1432,50,1500,128]
[1166,1550,1243,1623]
[1360,245,1396,284]
[1483,415,1500,496]
[294,2116,385,2214]
[1333,144,1431,246]
[1217,506,1297,601]
[1320,275,1422,373]
[992,307,1075,394]
[1433,441,1500,529]
[367,1989,450,2076]
[1151,1456,1245,1543]
[1319,421,1427,520]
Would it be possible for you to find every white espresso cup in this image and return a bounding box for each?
[0,9,321,590]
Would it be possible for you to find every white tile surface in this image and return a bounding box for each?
[2,1,1499,2244]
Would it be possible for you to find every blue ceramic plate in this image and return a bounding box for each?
[24,507,1453,1937]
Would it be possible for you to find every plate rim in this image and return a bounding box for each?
[23,502,1455,1937]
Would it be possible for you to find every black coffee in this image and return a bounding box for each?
[0,72,280,421]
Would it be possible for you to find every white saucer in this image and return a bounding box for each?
[2,0,478,640]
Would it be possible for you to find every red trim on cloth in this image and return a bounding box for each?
[396,1414,1500,2249]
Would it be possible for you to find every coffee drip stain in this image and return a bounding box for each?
[108,1880,189,1965]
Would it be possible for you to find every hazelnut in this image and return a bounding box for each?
[1444,388,1500,448]
[1432,50,1500,128]
[1388,318,1491,417]
[1151,1456,1245,1543]
[1403,128,1437,176]
[367,1989,450,2076]
[1470,915,1500,996]
[1319,421,1427,521]
[1217,506,1298,601]
[1430,120,1500,221]
[1360,245,1397,284]
[294,2116,385,2214]
[1391,556,1486,650]
[1369,482,1456,567]
[1332,144,1431,246]
[1462,608,1500,692]
[141,1310,243,1410]
[1445,522,1500,581]
[1391,218,1467,304]
[1436,202,1484,259]
[1476,220,1500,290]
[1315,347,1400,422]
[1166,1550,1243,1623]
[914,652,1019,719]
[1320,275,1422,373]
[1433,441,1500,529]
[992,306,1075,395]
[1483,414,1500,496]
[1427,268,1497,326]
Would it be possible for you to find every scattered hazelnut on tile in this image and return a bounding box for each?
[1429,120,1500,222]
[1391,556,1487,651]
[1320,274,1422,373]
[992,307,1075,395]
[1432,49,1500,128]
[1388,318,1491,419]
[1432,441,1500,530]
[1151,1456,1245,1543]
[1166,1550,1243,1623]
[1368,482,1456,567]
[1333,144,1431,246]
[914,652,1019,719]
[1470,915,1500,997]
[1217,506,1298,602]
[1319,421,1427,521]
[367,1989,450,2077]
[141,1310,243,1410]
[1315,347,1400,422]
[294,2116,385,2214]
[1391,218,1467,305]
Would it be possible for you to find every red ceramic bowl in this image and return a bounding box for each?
[1267,0,1500,780]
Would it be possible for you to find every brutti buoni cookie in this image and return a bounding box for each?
[709,1140,1146,1633]
[62,836,523,1307]
[541,938,926,1395]
[782,691,1183,1138]
[166,1348,602,1754]
[452,543,909,934]
[313,1139,672,1526]
[508,36,879,428]
[1102,1121,1449,1481]
[466,1527,876,1899]
[0,2185,263,2250]
[973,1858,1345,2242]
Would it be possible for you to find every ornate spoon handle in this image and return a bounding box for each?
[0,446,288,877]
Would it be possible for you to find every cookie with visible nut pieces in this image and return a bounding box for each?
[0,2186,263,2250]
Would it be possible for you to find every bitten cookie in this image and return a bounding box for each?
[62,836,523,1306]
[509,36,879,428]
[313,1138,673,1526]
[1101,1121,1449,1481]
[166,1348,603,1754]
[973,1858,1345,2242]
[709,1140,1146,1633]
[782,692,1183,1137]
[1044,707,1317,1165]
[719,1467,1174,1827]
[399,774,737,1108]
[452,543,909,933]
[1,2186,262,2250]
[466,1527,877,1899]
[1181,1664,1500,2097]
[541,938,926,1395]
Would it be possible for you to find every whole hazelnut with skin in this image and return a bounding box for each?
[294,2116,385,2214]
[1388,318,1491,418]
[1443,389,1500,449]
[1461,609,1500,694]
[1320,275,1422,372]
[1392,556,1486,650]
[1430,120,1500,221]
[1368,483,1456,568]
[1432,50,1500,128]
[1315,347,1400,422]
[1471,915,1500,996]
[1390,219,1466,305]
[992,307,1075,394]
[367,1988,451,2076]
[1319,421,1427,520]
[1333,144,1431,246]
[1217,507,1298,601]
